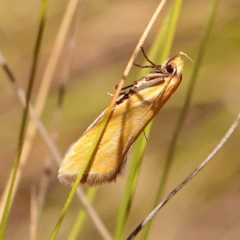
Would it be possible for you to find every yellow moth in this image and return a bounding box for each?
[59,49,187,186]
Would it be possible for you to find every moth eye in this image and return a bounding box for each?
[166,64,174,73]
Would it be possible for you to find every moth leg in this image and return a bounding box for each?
[133,63,155,69]
[119,83,135,90]
[143,130,148,142]
[115,82,136,92]
[139,46,156,66]
[133,78,165,92]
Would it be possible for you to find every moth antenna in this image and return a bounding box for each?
[178,52,193,62]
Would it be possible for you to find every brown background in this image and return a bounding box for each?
[0,0,240,239]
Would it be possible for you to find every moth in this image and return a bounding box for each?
[59,48,187,186]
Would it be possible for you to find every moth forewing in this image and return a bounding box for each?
[58,54,184,186]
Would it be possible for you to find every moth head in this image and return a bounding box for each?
[163,52,192,75]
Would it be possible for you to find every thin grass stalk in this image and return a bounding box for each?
[0,1,49,239]
[114,1,182,239]
[68,188,97,240]
[127,112,240,240]
[50,0,167,238]
[0,0,79,219]
[143,1,220,238]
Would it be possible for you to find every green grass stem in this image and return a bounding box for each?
[0,1,49,239]
[142,0,220,239]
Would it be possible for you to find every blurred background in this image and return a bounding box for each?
[0,0,240,239]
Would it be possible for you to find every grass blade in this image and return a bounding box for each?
[0,0,49,238]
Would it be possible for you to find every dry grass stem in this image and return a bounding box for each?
[127,113,240,239]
